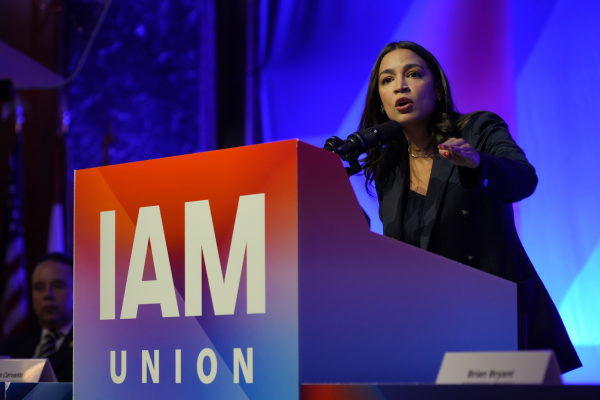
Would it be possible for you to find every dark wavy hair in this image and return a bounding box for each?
[360,41,478,194]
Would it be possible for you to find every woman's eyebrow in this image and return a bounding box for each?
[378,68,395,77]
[379,63,424,78]
[403,63,424,72]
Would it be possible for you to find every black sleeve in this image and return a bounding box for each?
[458,112,538,203]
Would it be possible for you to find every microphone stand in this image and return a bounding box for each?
[322,136,362,177]
[321,121,402,228]
[341,154,362,177]
[322,135,369,227]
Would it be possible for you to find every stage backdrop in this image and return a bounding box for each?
[64,0,599,384]
[257,0,600,384]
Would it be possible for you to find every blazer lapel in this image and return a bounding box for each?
[381,139,410,241]
[420,155,454,251]
[381,163,408,241]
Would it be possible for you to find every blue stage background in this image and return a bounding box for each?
[66,0,600,383]
[259,0,600,384]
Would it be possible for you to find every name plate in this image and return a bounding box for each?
[436,351,562,384]
[0,359,57,383]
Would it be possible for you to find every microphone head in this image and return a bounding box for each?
[323,136,345,151]
[333,120,403,158]
[372,120,403,144]
[355,120,403,153]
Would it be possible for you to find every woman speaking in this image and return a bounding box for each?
[360,41,581,373]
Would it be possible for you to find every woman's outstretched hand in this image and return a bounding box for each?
[438,138,480,169]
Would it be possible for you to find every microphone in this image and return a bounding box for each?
[323,135,345,152]
[332,120,402,158]
[322,120,403,177]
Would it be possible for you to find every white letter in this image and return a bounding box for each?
[175,349,181,383]
[101,211,115,320]
[142,350,159,383]
[233,348,253,384]
[110,350,126,384]
[121,206,179,319]
[185,194,265,316]
[197,348,217,384]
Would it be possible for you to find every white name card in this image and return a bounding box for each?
[436,351,562,384]
[0,359,57,383]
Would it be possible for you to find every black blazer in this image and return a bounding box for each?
[377,112,581,373]
[0,328,73,382]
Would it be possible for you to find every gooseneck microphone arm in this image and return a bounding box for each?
[322,120,403,177]
[323,135,360,176]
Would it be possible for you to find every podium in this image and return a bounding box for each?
[74,140,516,399]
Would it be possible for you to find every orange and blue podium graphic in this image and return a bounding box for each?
[74,141,300,399]
[74,140,517,399]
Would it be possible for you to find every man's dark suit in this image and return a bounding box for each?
[0,328,73,382]
[377,112,581,373]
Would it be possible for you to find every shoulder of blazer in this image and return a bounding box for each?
[459,111,509,149]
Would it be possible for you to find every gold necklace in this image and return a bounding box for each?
[408,146,433,158]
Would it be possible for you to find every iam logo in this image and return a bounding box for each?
[98,193,266,320]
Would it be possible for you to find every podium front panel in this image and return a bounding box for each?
[74,141,300,399]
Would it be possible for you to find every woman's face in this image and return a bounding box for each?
[378,49,440,131]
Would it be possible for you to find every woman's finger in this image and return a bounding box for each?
[438,138,466,150]
[442,146,480,168]
[438,139,457,148]
[449,143,474,154]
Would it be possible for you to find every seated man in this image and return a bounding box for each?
[0,253,73,382]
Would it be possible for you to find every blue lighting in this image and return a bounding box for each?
[65,0,600,383]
